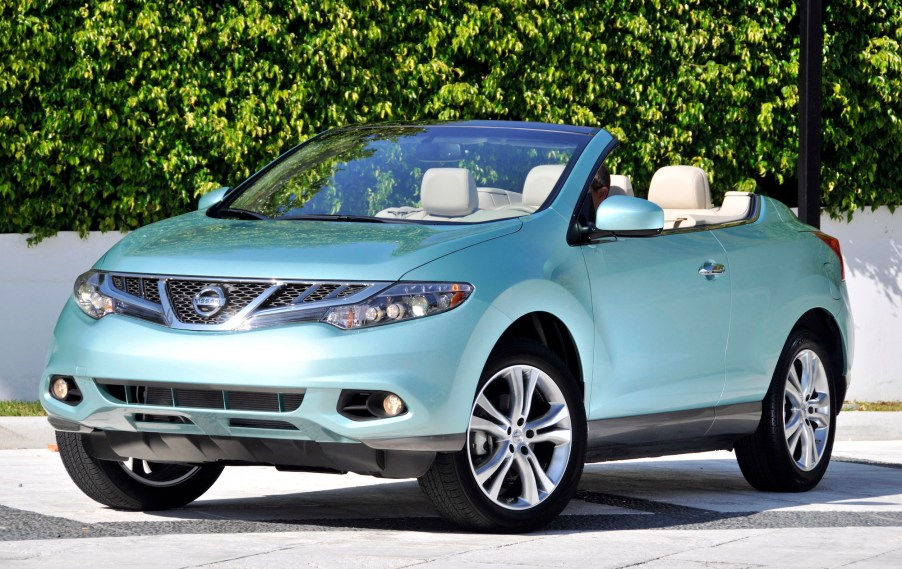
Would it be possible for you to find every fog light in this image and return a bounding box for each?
[51,378,69,401]
[49,376,82,406]
[382,393,406,417]
[339,390,408,420]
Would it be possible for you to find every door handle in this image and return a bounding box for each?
[698,261,726,277]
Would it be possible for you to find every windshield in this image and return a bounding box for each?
[218,124,591,224]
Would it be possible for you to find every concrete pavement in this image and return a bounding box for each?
[1,430,900,567]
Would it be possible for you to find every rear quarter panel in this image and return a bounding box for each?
[713,197,845,405]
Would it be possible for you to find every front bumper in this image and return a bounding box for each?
[65,425,442,478]
[42,298,504,467]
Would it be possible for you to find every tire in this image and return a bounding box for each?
[418,339,586,532]
[57,431,224,510]
[735,329,836,492]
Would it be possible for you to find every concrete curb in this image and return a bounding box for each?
[0,417,55,450]
[1,411,900,450]
[835,411,902,442]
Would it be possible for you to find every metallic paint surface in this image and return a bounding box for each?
[40,127,852,465]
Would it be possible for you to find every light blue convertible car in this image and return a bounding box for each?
[41,121,852,532]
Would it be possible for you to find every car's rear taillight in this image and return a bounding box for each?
[813,231,844,281]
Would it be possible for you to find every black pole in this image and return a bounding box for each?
[798,0,823,228]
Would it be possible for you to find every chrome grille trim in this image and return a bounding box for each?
[166,280,273,325]
[96,272,390,331]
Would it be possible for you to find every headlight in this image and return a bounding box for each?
[73,271,165,324]
[322,282,474,330]
[74,271,115,319]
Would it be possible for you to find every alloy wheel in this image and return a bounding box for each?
[783,348,831,471]
[466,364,573,510]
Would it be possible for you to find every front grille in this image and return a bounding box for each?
[227,390,275,411]
[111,275,162,305]
[263,283,315,309]
[135,414,193,425]
[304,284,341,302]
[174,388,224,409]
[125,277,142,297]
[105,273,385,329]
[337,284,366,298]
[143,280,161,303]
[97,380,305,413]
[229,419,298,430]
[166,280,271,325]
[282,393,305,411]
[144,386,174,406]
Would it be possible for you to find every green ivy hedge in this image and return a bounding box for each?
[1,0,900,241]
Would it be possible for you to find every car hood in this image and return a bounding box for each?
[95,211,522,281]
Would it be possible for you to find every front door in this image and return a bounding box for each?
[582,230,731,428]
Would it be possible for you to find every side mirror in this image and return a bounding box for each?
[198,187,230,210]
[591,195,664,238]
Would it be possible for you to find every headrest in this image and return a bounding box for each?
[647,165,712,209]
[522,164,566,208]
[609,174,634,197]
[420,168,478,217]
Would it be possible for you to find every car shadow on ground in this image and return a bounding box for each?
[125,455,902,534]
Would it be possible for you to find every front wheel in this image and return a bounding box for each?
[418,339,586,532]
[735,329,836,492]
[57,431,224,510]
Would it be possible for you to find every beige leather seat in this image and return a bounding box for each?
[458,164,565,222]
[647,165,712,229]
[648,165,712,209]
[419,167,479,219]
[521,164,566,210]
[609,174,634,197]
[647,166,753,228]
[477,187,523,209]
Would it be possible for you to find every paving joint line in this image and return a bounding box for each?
[833,456,902,470]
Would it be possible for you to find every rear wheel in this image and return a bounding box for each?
[57,431,223,510]
[418,339,586,532]
[735,329,836,491]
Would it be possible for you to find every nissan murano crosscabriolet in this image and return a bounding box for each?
[41,121,852,532]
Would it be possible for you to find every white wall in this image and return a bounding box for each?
[0,232,125,400]
[822,208,902,401]
[1,208,900,401]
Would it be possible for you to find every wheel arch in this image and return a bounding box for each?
[792,308,848,411]
[494,312,584,395]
